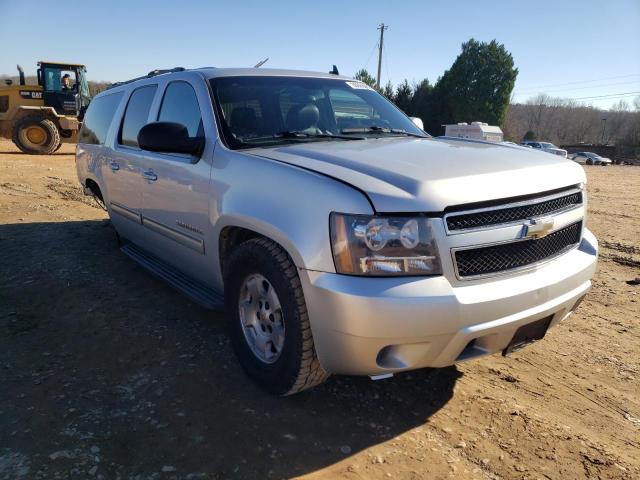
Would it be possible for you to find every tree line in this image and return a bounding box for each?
[356,38,639,150]
[355,38,518,136]
[504,95,640,147]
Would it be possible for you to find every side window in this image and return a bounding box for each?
[119,85,157,148]
[78,92,124,145]
[158,81,202,137]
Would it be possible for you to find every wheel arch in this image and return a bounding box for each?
[84,177,103,201]
[216,217,307,282]
[13,106,58,125]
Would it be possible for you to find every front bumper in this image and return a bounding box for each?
[300,229,598,376]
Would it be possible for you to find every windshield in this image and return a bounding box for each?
[209,76,427,149]
[587,152,601,158]
[540,142,557,149]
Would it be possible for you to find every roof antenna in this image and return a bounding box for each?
[254,57,269,68]
[330,65,339,75]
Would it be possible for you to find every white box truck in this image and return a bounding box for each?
[444,122,504,142]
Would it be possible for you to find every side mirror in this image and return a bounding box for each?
[138,122,204,157]
[410,117,424,130]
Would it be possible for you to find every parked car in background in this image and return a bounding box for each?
[571,152,612,166]
[521,141,568,158]
[75,67,598,395]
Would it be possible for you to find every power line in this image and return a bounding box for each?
[515,73,640,92]
[383,41,391,86]
[514,79,640,94]
[560,91,640,101]
[362,38,378,72]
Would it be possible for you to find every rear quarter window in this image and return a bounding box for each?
[78,91,124,145]
[119,85,157,148]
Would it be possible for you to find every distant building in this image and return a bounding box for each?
[443,122,504,143]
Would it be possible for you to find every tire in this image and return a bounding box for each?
[586,159,593,165]
[12,115,61,155]
[224,237,329,395]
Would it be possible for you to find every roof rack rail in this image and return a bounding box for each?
[147,67,185,76]
[107,67,186,90]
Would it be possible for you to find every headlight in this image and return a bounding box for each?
[330,213,442,276]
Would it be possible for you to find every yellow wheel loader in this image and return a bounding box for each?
[0,61,91,154]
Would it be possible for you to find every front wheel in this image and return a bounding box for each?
[224,237,329,395]
[12,115,61,154]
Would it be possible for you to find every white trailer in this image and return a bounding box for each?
[443,122,504,142]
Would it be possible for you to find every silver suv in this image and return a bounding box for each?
[76,67,598,395]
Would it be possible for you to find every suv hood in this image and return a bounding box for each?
[251,137,586,212]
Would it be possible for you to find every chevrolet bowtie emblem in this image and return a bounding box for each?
[522,217,554,239]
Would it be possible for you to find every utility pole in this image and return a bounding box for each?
[376,23,388,89]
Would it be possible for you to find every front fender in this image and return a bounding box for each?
[208,147,374,289]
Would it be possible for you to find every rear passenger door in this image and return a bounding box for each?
[137,80,212,284]
[106,84,157,242]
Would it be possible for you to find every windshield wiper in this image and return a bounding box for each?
[274,130,364,140]
[341,126,426,138]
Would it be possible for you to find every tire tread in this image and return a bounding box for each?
[12,115,61,155]
[226,237,329,395]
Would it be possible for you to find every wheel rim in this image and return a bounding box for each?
[23,125,47,146]
[238,273,285,364]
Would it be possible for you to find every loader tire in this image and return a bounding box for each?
[13,115,61,155]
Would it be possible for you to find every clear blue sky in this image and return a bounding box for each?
[1,0,639,109]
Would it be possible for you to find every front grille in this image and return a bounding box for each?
[446,191,582,232]
[454,221,582,278]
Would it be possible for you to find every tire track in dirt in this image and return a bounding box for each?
[45,176,101,209]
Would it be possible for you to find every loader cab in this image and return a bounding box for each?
[37,61,91,119]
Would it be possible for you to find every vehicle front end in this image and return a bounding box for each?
[206,70,598,381]
[301,183,597,376]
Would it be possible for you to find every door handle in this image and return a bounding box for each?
[109,161,120,171]
[142,171,158,182]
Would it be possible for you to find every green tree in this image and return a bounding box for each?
[381,81,395,101]
[354,69,377,89]
[411,79,433,124]
[394,80,414,114]
[425,39,518,134]
[523,130,536,141]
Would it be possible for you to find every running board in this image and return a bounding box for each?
[120,242,224,310]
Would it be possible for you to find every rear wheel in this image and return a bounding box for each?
[12,115,61,154]
[224,237,329,395]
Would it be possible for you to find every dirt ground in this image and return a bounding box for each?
[0,138,638,480]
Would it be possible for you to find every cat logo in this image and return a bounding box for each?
[19,90,43,100]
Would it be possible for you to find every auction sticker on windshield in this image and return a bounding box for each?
[345,81,373,90]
